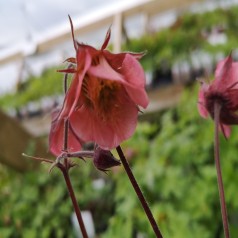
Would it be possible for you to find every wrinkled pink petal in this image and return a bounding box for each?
[58,73,79,119]
[89,54,149,108]
[220,123,231,139]
[76,43,99,58]
[49,110,82,156]
[198,102,209,118]
[58,48,91,120]
[70,89,138,149]
[125,86,149,109]
[198,88,209,118]
[215,54,232,83]
[119,54,149,108]
[103,50,145,68]
[213,53,238,91]
[230,62,238,88]
[88,56,124,83]
[49,116,64,156]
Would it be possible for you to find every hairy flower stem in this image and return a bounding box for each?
[58,72,88,238]
[116,146,163,238]
[59,165,89,238]
[214,102,230,238]
[63,120,69,151]
[59,121,89,238]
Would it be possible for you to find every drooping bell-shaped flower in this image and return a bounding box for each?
[198,53,238,138]
[53,16,149,150]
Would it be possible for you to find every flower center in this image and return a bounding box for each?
[82,75,121,121]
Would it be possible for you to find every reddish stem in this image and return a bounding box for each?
[63,119,69,168]
[59,165,89,238]
[214,102,230,238]
[59,71,88,238]
[63,64,74,94]
[116,146,163,238]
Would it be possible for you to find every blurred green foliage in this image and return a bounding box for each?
[0,159,115,238]
[124,6,238,71]
[101,86,238,238]
[1,6,238,109]
[0,67,63,110]
[1,86,238,237]
[1,4,238,238]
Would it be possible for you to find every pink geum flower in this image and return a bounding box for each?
[198,53,238,138]
[54,17,149,150]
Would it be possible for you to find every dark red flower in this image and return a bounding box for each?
[52,17,149,150]
[198,54,238,138]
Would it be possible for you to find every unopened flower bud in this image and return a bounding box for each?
[93,147,121,172]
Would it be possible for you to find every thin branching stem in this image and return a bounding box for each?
[59,165,89,238]
[59,71,89,238]
[63,64,74,94]
[214,102,230,238]
[63,120,69,152]
[116,146,163,238]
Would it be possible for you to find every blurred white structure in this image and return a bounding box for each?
[0,0,203,65]
[1,0,238,95]
[71,211,95,238]
[0,0,204,95]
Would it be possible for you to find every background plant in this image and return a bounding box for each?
[1,6,238,110]
[1,85,238,237]
[1,4,238,238]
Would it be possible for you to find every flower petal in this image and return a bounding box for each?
[220,123,231,139]
[49,110,82,156]
[88,55,125,82]
[213,54,238,90]
[215,54,232,82]
[103,50,145,68]
[198,102,209,118]
[59,48,92,119]
[88,54,149,108]
[119,54,149,108]
[198,87,209,118]
[70,88,138,149]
